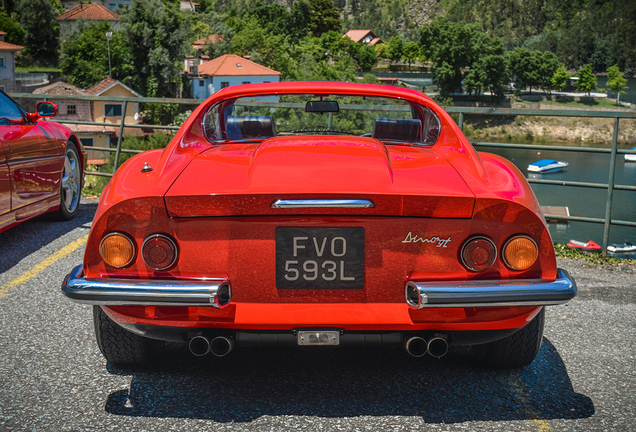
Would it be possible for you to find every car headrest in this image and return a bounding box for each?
[372,118,421,142]
[225,115,276,139]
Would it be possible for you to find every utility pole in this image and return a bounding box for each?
[106,31,113,77]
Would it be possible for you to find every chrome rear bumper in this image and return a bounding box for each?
[405,268,576,309]
[61,265,231,308]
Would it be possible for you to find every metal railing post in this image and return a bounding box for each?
[112,100,128,173]
[458,112,464,131]
[602,117,620,256]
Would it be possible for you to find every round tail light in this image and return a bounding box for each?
[461,236,497,272]
[142,234,178,271]
[100,233,136,268]
[503,236,538,271]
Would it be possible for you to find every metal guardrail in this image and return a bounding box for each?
[11,93,636,256]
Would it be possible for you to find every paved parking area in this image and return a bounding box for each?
[0,199,634,431]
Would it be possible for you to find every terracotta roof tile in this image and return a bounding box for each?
[85,77,119,95]
[198,54,280,77]
[33,81,87,96]
[193,34,222,50]
[57,4,119,21]
[0,40,23,50]
[344,30,373,43]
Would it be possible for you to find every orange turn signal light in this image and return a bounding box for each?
[100,233,136,268]
[503,236,538,271]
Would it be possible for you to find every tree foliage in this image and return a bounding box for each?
[606,65,628,101]
[575,64,597,95]
[120,0,190,98]
[60,21,132,89]
[550,65,570,92]
[421,18,503,96]
[386,35,403,64]
[15,0,59,66]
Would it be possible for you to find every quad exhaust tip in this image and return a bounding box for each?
[405,336,449,358]
[188,335,234,357]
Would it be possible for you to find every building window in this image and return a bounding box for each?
[199,80,204,86]
[242,81,250,85]
[221,82,229,88]
[80,138,94,147]
[0,58,5,68]
[109,3,116,10]
[67,105,76,115]
[104,104,123,117]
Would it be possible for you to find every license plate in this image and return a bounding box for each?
[276,227,364,289]
[297,330,340,346]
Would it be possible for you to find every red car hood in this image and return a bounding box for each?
[164,136,476,218]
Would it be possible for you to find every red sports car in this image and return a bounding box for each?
[62,82,576,368]
[0,91,84,232]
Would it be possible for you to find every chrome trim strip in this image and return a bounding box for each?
[405,268,577,309]
[61,265,231,308]
[271,199,375,209]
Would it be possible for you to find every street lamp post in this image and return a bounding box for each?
[106,31,113,77]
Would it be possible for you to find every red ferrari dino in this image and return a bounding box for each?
[1,91,84,232]
[63,82,575,368]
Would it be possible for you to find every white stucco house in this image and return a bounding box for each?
[0,32,23,92]
[187,54,281,99]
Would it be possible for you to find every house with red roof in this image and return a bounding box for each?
[57,3,120,43]
[343,30,383,46]
[33,81,112,165]
[189,54,281,99]
[85,76,142,130]
[0,31,23,92]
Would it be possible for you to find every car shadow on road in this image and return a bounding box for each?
[0,199,98,274]
[103,338,594,424]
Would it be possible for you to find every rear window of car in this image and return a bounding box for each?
[202,93,440,145]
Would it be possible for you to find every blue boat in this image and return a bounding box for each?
[527,159,569,173]
[625,147,636,162]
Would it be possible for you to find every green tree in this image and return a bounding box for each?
[309,0,341,37]
[357,45,377,70]
[606,65,628,103]
[538,51,560,93]
[550,65,570,92]
[506,47,541,93]
[374,42,387,60]
[60,22,132,89]
[120,0,190,98]
[421,18,504,96]
[386,35,403,63]
[402,41,420,66]
[0,11,24,45]
[575,64,597,95]
[15,0,58,66]
[464,54,507,101]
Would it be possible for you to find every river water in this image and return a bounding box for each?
[476,144,636,255]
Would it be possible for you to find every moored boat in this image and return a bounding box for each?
[528,159,569,173]
[625,147,636,162]
[567,239,602,252]
[607,242,636,253]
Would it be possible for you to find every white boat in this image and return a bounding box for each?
[528,159,569,173]
[607,242,636,253]
[625,147,636,162]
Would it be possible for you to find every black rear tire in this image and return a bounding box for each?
[473,307,545,368]
[93,306,161,365]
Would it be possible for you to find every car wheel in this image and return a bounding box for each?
[93,306,160,365]
[54,142,82,221]
[473,307,545,368]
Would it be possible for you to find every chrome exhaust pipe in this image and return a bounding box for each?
[189,336,211,356]
[405,336,428,357]
[427,336,449,358]
[210,336,234,357]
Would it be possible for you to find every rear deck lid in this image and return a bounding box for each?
[164,136,475,218]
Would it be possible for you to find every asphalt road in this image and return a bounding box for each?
[1,198,634,432]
